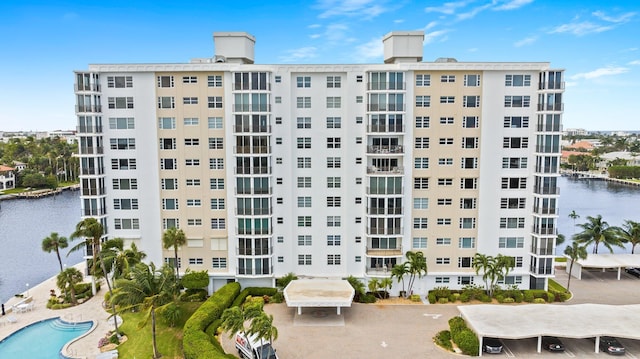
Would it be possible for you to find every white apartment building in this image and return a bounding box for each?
[74,31,563,293]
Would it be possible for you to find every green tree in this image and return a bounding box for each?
[380,277,393,297]
[98,238,146,280]
[367,278,381,298]
[472,253,515,297]
[618,220,640,254]
[69,218,104,295]
[56,267,83,305]
[220,303,263,338]
[162,227,187,281]
[568,210,580,229]
[472,253,493,294]
[110,263,178,359]
[42,232,69,272]
[564,242,588,293]
[390,263,409,297]
[574,215,624,254]
[345,275,366,302]
[248,312,278,359]
[404,251,427,295]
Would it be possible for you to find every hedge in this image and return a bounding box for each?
[231,287,278,308]
[455,329,479,356]
[183,282,241,359]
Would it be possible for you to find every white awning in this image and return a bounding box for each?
[283,279,355,309]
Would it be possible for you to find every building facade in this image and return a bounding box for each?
[74,31,563,293]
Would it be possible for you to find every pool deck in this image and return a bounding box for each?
[0,263,115,359]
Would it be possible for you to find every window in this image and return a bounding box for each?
[327,235,341,246]
[437,198,452,206]
[355,197,362,204]
[327,157,341,168]
[184,138,199,146]
[437,178,453,186]
[458,276,474,285]
[458,257,472,268]
[297,196,312,207]
[356,75,363,82]
[297,157,311,168]
[210,198,225,209]
[298,216,312,227]
[110,138,136,150]
[356,96,363,103]
[208,158,223,169]
[439,138,454,145]
[355,157,362,164]
[514,256,523,268]
[327,76,341,88]
[297,117,312,129]
[355,177,362,185]
[297,177,311,188]
[183,118,199,126]
[326,97,341,108]
[188,258,203,266]
[210,218,226,229]
[439,117,454,124]
[440,75,455,83]
[298,254,312,265]
[109,117,135,129]
[107,76,133,88]
[461,157,478,169]
[327,138,341,149]
[327,216,341,227]
[157,117,175,130]
[498,276,523,285]
[108,97,134,109]
[463,116,478,128]
[464,74,480,87]
[499,237,525,248]
[297,76,311,88]
[436,257,451,265]
[161,178,177,190]
[440,96,455,104]
[462,137,478,149]
[275,138,282,145]
[113,198,139,210]
[275,117,282,125]
[413,198,428,209]
[416,96,431,107]
[297,137,311,149]
[416,74,430,86]
[160,138,176,150]
[500,217,526,229]
[326,117,341,128]
[413,218,428,229]
[158,76,174,88]
[414,178,429,189]
[412,237,427,248]
[415,137,430,149]
[504,95,530,108]
[205,117,221,130]
[112,158,137,170]
[416,116,430,128]
[298,235,312,246]
[158,97,175,109]
[435,277,450,284]
[460,218,476,229]
[186,199,201,207]
[187,219,202,226]
[162,198,179,210]
[505,74,531,87]
[210,178,224,189]
[461,178,477,189]
[275,96,282,104]
[500,198,526,209]
[438,158,453,166]
[208,137,223,150]
[460,198,476,209]
[113,178,138,190]
[327,254,341,265]
[185,159,200,167]
[276,198,283,204]
[182,76,197,84]
[414,158,429,169]
[437,218,452,225]
[501,177,527,189]
[207,75,222,87]
[356,116,363,124]
[207,96,223,108]
[436,238,451,245]
[463,96,479,108]
[504,116,529,128]
[502,157,528,169]
[183,97,198,105]
[459,237,475,248]
[296,97,311,108]
[212,257,227,269]
[114,218,139,230]
[274,76,281,83]
[327,177,341,188]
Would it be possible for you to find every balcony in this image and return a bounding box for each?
[80,146,104,155]
[367,82,406,91]
[367,207,403,215]
[529,265,554,276]
[233,104,272,112]
[234,146,271,154]
[236,227,273,236]
[366,227,403,235]
[533,206,558,215]
[80,167,104,175]
[233,125,271,133]
[236,246,273,256]
[76,125,103,134]
[535,146,560,154]
[538,81,565,90]
[533,187,560,195]
[235,187,273,195]
[81,187,106,196]
[76,105,102,113]
[366,104,406,112]
[536,103,564,112]
[367,145,404,154]
[535,166,559,174]
[366,246,403,257]
[234,166,272,175]
[366,187,403,195]
[532,226,557,235]
[530,247,555,256]
[536,124,563,132]
[366,125,405,133]
[366,166,404,174]
[82,208,107,216]
[236,266,274,277]
[236,207,273,216]
[232,83,271,91]
[74,83,101,92]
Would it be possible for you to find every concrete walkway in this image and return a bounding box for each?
[0,263,116,359]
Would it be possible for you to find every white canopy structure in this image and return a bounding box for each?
[566,253,640,280]
[283,279,355,315]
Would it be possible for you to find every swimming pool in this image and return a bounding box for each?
[0,317,93,358]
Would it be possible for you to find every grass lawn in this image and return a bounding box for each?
[117,301,203,359]
[1,187,27,194]
[548,278,567,293]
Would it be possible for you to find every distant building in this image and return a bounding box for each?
[12,161,26,172]
[598,152,640,169]
[564,128,588,137]
[0,165,16,190]
[48,130,77,144]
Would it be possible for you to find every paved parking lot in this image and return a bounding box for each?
[221,268,640,358]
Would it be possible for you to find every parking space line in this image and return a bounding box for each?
[502,344,515,358]
[625,351,637,359]
[563,349,576,357]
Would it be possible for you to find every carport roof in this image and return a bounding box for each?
[571,253,640,268]
[458,304,640,340]
[283,279,355,308]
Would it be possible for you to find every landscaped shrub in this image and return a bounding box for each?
[428,292,437,304]
[438,297,449,304]
[434,330,453,351]
[495,294,505,303]
[409,294,421,302]
[276,272,298,289]
[231,287,278,308]
[180,288,208,302]
[549,289,569,302]
[181,270,210,290]
[448,317,466,337]
[479,294,492,302]
[454,329,480,356]
[459,292,471,303]
[448,294,457,302]
[546,291,555,302]
[432,286,451,299]
[503,297,515,303]
[270,292,284,303]
[523,291,534,302]
[533,298,546,304]
[460,284,484,302]
[360,293,377,303]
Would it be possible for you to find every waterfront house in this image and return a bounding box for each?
[0,165,16,190]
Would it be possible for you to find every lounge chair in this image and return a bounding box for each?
[6,315,18,324]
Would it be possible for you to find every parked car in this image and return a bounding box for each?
[600,336,625,355]
[542,336,565,352]
[625,267,640,278]
[482,337,503,354]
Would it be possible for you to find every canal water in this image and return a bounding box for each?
[0,176,639,303]
[0,190,84,304]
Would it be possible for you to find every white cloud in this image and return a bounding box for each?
[316,0,389,19]
[549,22,613,36]
[468,47,478,52]
[423,21,438,31]
[514,36,537,47]
[425,0,473,15]
[279,47,318,63]
[310,34,322,39]
[308,24,322,29]
[592,11,636,23]
[394,19,404,23]
[456,3,493,21]
[570,67,629,80]
[493,0,533,11]
[425,30,450,44]
[628,60,640,66]
[353,37,384,63]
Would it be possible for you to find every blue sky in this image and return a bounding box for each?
[0,0,638,131]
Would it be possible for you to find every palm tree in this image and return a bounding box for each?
[564,242,588,293]
[404,251,427,295]
[42,232,69,272]
[472,253,493,294]
[574,215,624,254]
[568,210,580,231]
[69,218,104,295]
[472,253,514,296]
[390,263,409,297]
[220,303,263,338]
[618,220,640,254]
[367,278,381,298]
[98,239,146,280]
[380,277,393,298]
[248,312,278,359]
[56,267,83,305]
[162,227,187,281]
[110,263,178,359]
[345,275,366,302]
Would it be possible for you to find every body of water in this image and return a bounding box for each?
[0,317,92,358]
[0,190,84,304]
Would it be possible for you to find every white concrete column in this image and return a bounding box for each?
[617,267,621,280]
[479,336,483,357]
[337,306,341,315]
[595,335,600,353]
[537,336,541,353]
[297,307,301,315]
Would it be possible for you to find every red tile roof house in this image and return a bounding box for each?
[0,165,16,190]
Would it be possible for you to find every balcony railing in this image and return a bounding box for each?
[537,103,564,112]
[365,187,404,195]
[366,246,403,256]
[532,226,557,235]
[235,187,273,195]
[366,125,405,133]
[367,82,406,91]
[236,227,273,235]
[538,81,565,90]
[367,145,404,154]
[530,265,554,276]
[533,206,558,215]
[81,187,106,196]
[533,187,560,195]
[233,104,272,112]
[82,208,107,216]
[530,247,555,256]
[365,267,393,276]
[236,266,274,276]
[535,166,559,174]
[536,124,563,132]
[232,83,271,91]
[367,207,403,215]
[74,83,101,92]
[80,167,104,175]
[535,146,560,154]
[366,227,403,235]
[76,125,103,134]
[234,146,271,154]
[234,166,272,175]
[76,105,102,113]
[236,207,273,216]
[236,246,273,256]
[366,166,404,174]
[80,146,104,155]
[233,125,271,133]
[366,104,406,112]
